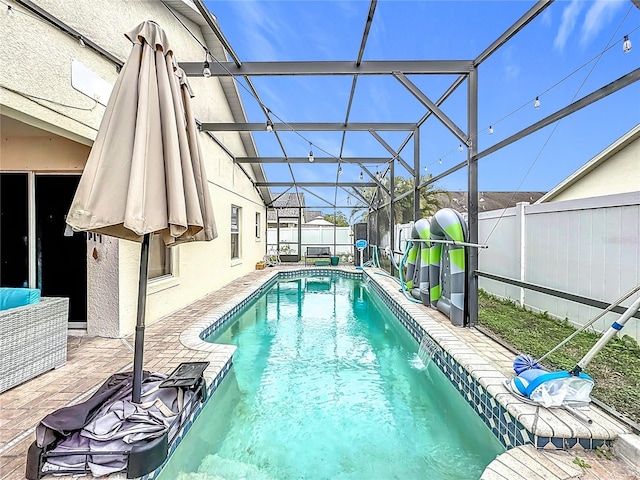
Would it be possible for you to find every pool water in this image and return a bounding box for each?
[158,275,504,480]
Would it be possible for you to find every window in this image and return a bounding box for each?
[255,212,261,239]
[149,234,172,279]
[231,205,241,259]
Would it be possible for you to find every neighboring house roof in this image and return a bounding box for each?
[435,191,546,212]
[536,124,640,203]
[266,193,306,222]
[163,0,271,205]
[304,210,322,222]
[305,216,334,226]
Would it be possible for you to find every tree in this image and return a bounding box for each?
[351,174,449,224]
[323,211,349,226]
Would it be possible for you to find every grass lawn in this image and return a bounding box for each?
[478,291,640,425]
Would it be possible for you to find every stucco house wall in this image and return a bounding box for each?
[537,125,640,203]
[0,0,267,336]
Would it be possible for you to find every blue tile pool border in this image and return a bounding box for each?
[146,267,611,479]
[143,269,366,479]
[143,357,233,480]
[363,272,612,452]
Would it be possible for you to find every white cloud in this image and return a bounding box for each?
[541,9,552,28]
[504,64,521,81]
[501,46,520,81]
[226,0,294,60]
[554,0,583,51]
[580,0,625,47]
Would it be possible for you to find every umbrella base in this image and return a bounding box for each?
[26,367,207,480]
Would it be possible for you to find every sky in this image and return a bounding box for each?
[203,0,640,210]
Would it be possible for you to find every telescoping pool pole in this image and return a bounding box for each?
[570,295,640,376]
[401,238,489,249]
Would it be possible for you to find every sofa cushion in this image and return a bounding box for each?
[0,288,41,311]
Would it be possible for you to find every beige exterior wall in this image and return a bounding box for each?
[550,136,640,202]
[0,136,90,171]
[1,0,267,336]
[543,134,640,203]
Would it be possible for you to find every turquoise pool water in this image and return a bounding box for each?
[158,275,504,480]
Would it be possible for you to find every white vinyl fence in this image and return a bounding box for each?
[267,226,355,258]
[477,192,640,342]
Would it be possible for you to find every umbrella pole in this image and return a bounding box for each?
[132,233,152,403]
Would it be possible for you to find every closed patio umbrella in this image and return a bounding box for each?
[66,20,216,402]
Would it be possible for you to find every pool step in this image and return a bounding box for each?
[481,444,640,479]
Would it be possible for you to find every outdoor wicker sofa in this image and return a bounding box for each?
[0,297,69,393]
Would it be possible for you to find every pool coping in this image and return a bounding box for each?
[149,266,635,479]
[363,271,631,449]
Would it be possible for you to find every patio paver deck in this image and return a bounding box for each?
[0,265,638,479]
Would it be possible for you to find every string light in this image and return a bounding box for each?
[488,125,493,134]
[266,119,274,133]
[438,158,442,165]
[308,142,314,163]
[202,53,211,77]
[78,37,86,47]
[359,171,364,180]
[338,165,342,176]
[7,4,13,15]
[423,166,428,172]
[166,2,640,203]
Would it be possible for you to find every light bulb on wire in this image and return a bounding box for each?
[78,37,86,48]
[488,125,493,134]
[534,96,540,108]
[308,143,314,163]
[458,144,463,152]
[623,35,632,53]
[338,165,343,176]
[266,119,274,133]
[7,5,13,15]
[438,158,442,165]
[202,60,211,78]
[359,171,364,180]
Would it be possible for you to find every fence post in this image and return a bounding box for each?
[516,202,529,307]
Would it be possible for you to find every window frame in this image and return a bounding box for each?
[231,205,241,260]
[148,233,173,280]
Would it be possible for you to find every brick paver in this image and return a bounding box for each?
[1,265,637,479]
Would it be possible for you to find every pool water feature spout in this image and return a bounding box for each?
[417,334,440,368]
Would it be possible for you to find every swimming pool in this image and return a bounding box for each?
[158,274,504,479]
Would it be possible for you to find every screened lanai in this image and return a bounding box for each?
[172,0,640,327]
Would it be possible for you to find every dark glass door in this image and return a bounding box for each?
[35,175,87,323]
[0,173,29,287]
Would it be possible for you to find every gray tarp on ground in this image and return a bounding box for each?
[36,371,194,476]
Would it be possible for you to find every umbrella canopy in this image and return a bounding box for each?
[67,20,216,245]
[66,21,217,402]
